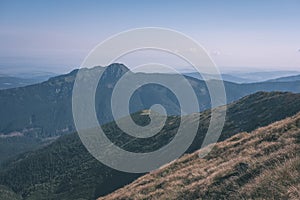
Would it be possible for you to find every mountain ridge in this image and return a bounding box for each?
[1,63,300,138]
[1,63,300,165]
[99,111,300,200]
[0,91,300,199]
[266,74,300,82]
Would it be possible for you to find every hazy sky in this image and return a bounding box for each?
[0,0,300,73]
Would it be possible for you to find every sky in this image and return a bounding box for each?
[0,0,300,74]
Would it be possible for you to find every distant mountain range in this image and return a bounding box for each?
[0,72,57,90]
[100,111,300,200]
[1,64,300,138]
[0,91,300,200]
[184,70,300,83]
[266,74,300,82]
[1,64,300,163]
[184,72,252,83]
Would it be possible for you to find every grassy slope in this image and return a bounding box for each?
[99,112,300,200]
[0,92,300,199]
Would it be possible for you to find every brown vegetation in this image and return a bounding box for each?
[99,112,300,200]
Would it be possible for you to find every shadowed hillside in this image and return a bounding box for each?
[1,64,300,164]
[99,112,300,200]
[0,92,299,200]
[0,185,21,200]
[1,63,300,139]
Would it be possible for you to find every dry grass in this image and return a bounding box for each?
[98,112,300,200]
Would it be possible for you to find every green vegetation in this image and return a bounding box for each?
[0,91,300,199]
[1,64,300,164]
[0,136,43,165]
[1,64,300,138]
[0,185,21,200]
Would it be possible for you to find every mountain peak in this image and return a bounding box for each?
[106,63,129,71]
[47,63,129,84]
[100,63,130,80]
